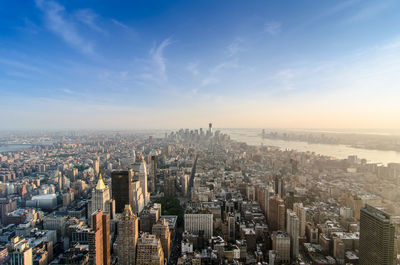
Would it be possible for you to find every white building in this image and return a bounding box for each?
[88,174,115,224]
[131,180,145,214]
[139,160,150,206]
[286,209,300,258]
[184,208,213,239]
[272,231,290,264]
[293,203,307,237]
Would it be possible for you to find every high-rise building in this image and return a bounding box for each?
[94,157,100,176]
[184,207,213,239]
[271,231,290,264]
[359,204,395,265]
[89,210,110,265]
[164,175,175,197]
[293,203,306,237]
[131,180,145,214]
[111,170,133,213]
[136,233,164,265]
[88,174,115,225]
[152,218,171,260]
[139,160,149,205]
[116,205,138,265]
[7,236,33,265]
[150,155,157,193]
[286,209,299,258]
[269,195,286,231]
[140,203,162,232]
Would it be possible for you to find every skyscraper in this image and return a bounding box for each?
[139,160,149,205]
[88,174,115,225]
[116,205,138,265]
[152,218,171,260]
[111,170,133,213]
[359,204,395,265]
[89,210,110,265]
[286,209,300,258]
[136,233,164,265]
[269,195,286,231]
[94,157,100,176]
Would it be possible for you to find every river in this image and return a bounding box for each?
[220,128,400,165]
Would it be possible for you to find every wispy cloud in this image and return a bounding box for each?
[344,1,394,24]
[187,62,199,76]
[74,9,103,33]
[0,58,44,73]
[264,21,281,35]
[111,19,129,30]
[35,0,95,55]
[201,77,219,87]
[226,38,244,57]
[150,37,173,80]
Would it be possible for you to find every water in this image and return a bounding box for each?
[0,144,32,153]
[220,129,400,165]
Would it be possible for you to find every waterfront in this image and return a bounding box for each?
[221,128,400,165]
[0,144,32,153]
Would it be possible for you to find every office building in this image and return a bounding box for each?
[359,204,395,265]
[139,160,150,205]
[111,170,133,213]
[269,195,286,231]
[272,231,290,264]
[7,237,33,265]
[184,207,213,239]
[88,174,115,224]
[286,209,300,258]
[116,205,138,265]
[152,218,171,259]
[136,233,164,265]
[89,210,110,265]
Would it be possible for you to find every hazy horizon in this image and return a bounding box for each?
[1,0,400,129]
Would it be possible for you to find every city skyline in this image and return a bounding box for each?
[1,0,400,129]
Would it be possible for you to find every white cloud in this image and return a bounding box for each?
[74,9,103,33]
[187,62,199,76]
[150,37,172,80]
[226,39,244,57]
[264,21,281,35]
[35,0,94,55]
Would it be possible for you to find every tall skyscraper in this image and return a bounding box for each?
[89,210,110,265]
[136,233,164,265]
[88,174,115,224]
[293,203,306,237]
[286,209,300,258]
[150,155,157,193]
[152,218,171,260]
[269,195,286,231]
[111,170,133,213]
[116,205,138,265]
[94,157,100,176]
[139,160,149,205]
[271,231,291,264]
[359,204,395,265]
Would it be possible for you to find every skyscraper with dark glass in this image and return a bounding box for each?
[111,170,132,213]
[359,204,395,265]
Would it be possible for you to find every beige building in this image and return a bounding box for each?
[136,233,164,265]
[117,205,138,265]
[272,231,290,264]
[152,218,171,259]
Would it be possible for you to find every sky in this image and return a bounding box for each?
[1,0,400,130]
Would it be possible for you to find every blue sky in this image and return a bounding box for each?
[1,0,400,129]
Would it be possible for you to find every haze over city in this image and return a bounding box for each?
[1,0,400,129]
